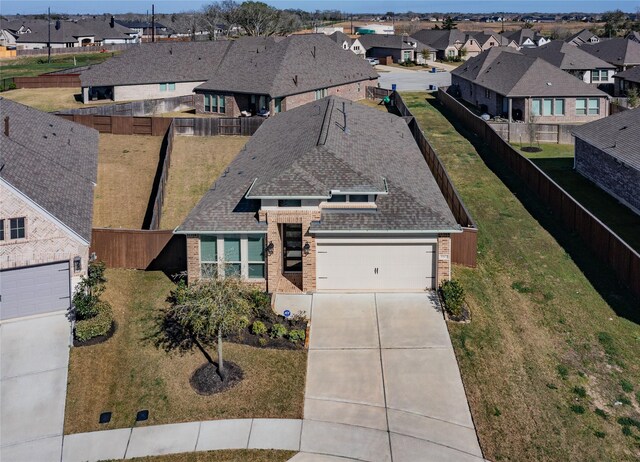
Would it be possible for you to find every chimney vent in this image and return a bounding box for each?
[4,116,9,137]
[55,20,61,30]
[110,16,115,28]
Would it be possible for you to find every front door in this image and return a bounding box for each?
[282,224,302,273]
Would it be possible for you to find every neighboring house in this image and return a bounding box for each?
[579,38,640,71]
[451,48,609,122]
[193,34,378,116]
[613,65,640,97]
[501,28,550,48]
[175,96,460,293]
[412,29,482,60]
[80,40,233,102]
[80,35,378,110]
[520,40,616,88]
[328,31,366,57]
[114,20,175,40]
[470,30,518,50]
[565,28,600,46]
[355,24,395,35]
[0,98,99,320]
[572,108,640,215]
[357,34,436,63]
[315,26,343,35]
[5,17,137,49]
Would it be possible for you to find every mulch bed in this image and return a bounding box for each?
[190,361,244,395]
[73,321,116,347]
[227,316,307,350]
[520,146,543,153]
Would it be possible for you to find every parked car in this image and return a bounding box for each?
[366,57,380,65]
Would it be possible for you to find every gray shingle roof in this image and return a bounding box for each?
[9,18,135,43]
[502,28,546,46]
[565,29,599,45]
[0,98,99,242]
[579,38,640,67]
[328,31,354,47]
[177,97,459,234]
[520,40,615,71]
[452,48,607,98]
[614,65,640,84]
[572,108,640,171]
[80,41,233,87]
[195,34,378,98]
[411,29,467,51]
[357,34,435,52]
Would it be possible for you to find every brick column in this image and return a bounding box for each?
[436,234,451,288]
[186,234,200,283]
[301,212,321,292]
[266,220,282,293]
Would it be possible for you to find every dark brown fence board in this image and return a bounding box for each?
[437,88,640,299]
[14,74,81,88]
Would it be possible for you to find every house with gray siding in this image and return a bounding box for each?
[450,48,609,123]
[0,98,98,320]
[572,108,640,215]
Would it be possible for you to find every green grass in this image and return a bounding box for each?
[0,52,115,79]
[511,142,640,253]
[400,92,640,461]
[123,450,297,462]
[65,270,307,434]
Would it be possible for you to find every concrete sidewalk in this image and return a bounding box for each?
[1,312,71,462]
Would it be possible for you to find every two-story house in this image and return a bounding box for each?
[327,31,366,58]
[175,97,460,293]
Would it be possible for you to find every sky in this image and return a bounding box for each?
[2,0,639,15]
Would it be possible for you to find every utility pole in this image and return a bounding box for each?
[47,7,51,63]
[152,4,155,43]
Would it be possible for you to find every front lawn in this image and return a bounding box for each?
[512,143,640,253]
[64,269,307,434]
[160,136,249,230]
[126,450,296,462]
[0,52,115,79]
[94,134,163,229]
[401,92,640,461]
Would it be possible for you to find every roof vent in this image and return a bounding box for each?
[4,116,9,137]
[546,82,552,86]
[293,75,298,85]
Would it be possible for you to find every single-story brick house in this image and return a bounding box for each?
[0,98,98,320]
[357,34,436,64]
[572,108,640,215]
[175,97,461,293]
[192,34,378,117]
[451,48,609,122]
[411,29,482,60]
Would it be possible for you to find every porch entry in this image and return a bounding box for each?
[282,223,302,273]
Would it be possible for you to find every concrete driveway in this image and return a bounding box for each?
[299,293,483,462]
[377,68,451,91]
[1,312,71,462]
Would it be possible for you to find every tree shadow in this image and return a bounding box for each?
[423,96,640,323]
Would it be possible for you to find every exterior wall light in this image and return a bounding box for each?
[266,241,275,255]
[303,242,311,255]
[73,256,82,272]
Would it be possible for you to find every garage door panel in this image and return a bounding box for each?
[317,243,435,291]
[0,262,71,320]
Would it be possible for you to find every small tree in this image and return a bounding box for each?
[627,87,639,108]
[442,16,457,30]
[159,275,251,380]
[72,261,107,320]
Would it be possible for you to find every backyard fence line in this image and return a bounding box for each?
[90,228,185,273]
[58,94,195,116]
[437,88,640,299]
[388,90,478,268]
[173,116,265,136]
[56,113,173,136]
[366,86,393,100]
[149,121,175,230]
[13,74,81,88]
[15,43,137,57]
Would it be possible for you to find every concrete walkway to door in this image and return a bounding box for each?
[299,293,484,462]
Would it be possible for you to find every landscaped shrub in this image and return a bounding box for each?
[270,323,287,339]
[440,279,465,317]
[288,329,306,343]
[251,321,267,336]
[75,302,113,342]
[247,289,272,319]
[72,261,107,320]
[238,316,250,330]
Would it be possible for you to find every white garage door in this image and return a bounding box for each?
[0,261,71,320]
[316,241,436,291]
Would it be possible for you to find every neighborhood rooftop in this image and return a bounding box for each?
[572,108,640,171]
[452,48,607,97]
[177,96,459,234]
[580,38,640,67]
[615,65,640,84]
[357,33,435,52]
[194,34,378,97]
[520,40,615,71]
[0,98,99,242]
[1,17,135,44]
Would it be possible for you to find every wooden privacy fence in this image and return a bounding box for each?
[391,91,478,267]
[60,94,195,116]
[437,88,640,298]
[56,113,173,136]
[366,86,393,100]
[91,228,186,272]
[149,121,175,230]
[173,116,265,136]
[14,74,81,88]
[16,43,136,57]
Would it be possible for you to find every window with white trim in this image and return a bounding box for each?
[591,70,609,82]
[576,98,599,116]
[159,82,176,91]
[532,98,565,116]
[204,94,226,114]
[224,236,242,277]
[314,88,329,100]
[248,235,265,279]
[10,217,25,239]
[200,236,218,277]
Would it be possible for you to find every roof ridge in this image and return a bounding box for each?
[268,36,297,97]
[317,97,335,147]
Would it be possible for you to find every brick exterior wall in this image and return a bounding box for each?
[186,234,200,282]
[195,79,378,116]
[574,137,640,214]
[436,235,452,287]
[0,182,88,287]
[453,76,609,122]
